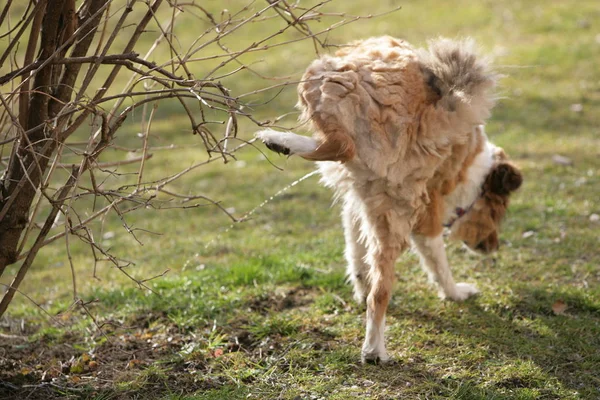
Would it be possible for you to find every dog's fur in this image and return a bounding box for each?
[256,36,522,363]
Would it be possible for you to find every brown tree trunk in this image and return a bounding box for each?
[0,0,67,275]
[0,0,107,277]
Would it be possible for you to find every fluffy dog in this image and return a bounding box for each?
[256,36,522,363]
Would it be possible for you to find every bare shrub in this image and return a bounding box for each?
[0,0,397,316]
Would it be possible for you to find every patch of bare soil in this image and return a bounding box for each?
[0,324,230,399]
[0,286,324,399]
[245,286,316,314]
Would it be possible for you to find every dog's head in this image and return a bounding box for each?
[450,160,523,254]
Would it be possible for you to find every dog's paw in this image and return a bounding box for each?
[361,349,390,365]
[447,282,479,301]
[255,130,290,155]
[264,140,291,155]
[255,129,318,156]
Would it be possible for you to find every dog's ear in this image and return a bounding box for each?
[487,162,523,195]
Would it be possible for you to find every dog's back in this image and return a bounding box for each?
[295,38,497,202]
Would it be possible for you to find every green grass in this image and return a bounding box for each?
[2,0,600,399]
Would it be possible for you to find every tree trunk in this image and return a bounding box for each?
[0,0,107,276]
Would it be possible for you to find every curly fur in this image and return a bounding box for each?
[256,36,522,363]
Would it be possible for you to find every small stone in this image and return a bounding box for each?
[102,231,115,240]
[577,19,590,29]
[570,103,583,113]
[552,154,573,166]
[522,231,535,239]
[590,213,600,222]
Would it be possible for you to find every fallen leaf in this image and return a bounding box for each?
[127,359,142,369]
[552,300,568,315]
[59,312,72,321]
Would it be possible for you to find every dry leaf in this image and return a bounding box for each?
[59,312,72,321]
[127,359,142,369]
[552,300,568,315]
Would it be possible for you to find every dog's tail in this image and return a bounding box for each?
[418,38,498,124]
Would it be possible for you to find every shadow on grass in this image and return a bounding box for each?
[373,286,600,399]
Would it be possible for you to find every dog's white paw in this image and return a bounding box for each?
[447,282,479,301]
[361,335,390,364]
[255,129,318,155]
[361,348,390,364]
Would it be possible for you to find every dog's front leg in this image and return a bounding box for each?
[411,234,479,301]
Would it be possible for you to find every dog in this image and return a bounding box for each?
[256,36,522,363]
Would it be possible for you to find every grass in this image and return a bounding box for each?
[1,0,600,399]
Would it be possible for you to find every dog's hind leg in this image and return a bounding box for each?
[361,210,408,364]
[411,234,479,301]
[342,200,370,304]
[255,129,319,156]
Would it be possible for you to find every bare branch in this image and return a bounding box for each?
[0,0,392,317]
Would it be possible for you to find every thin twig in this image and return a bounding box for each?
[0,0,390,317]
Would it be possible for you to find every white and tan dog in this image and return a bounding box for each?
[256,37,522,363]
